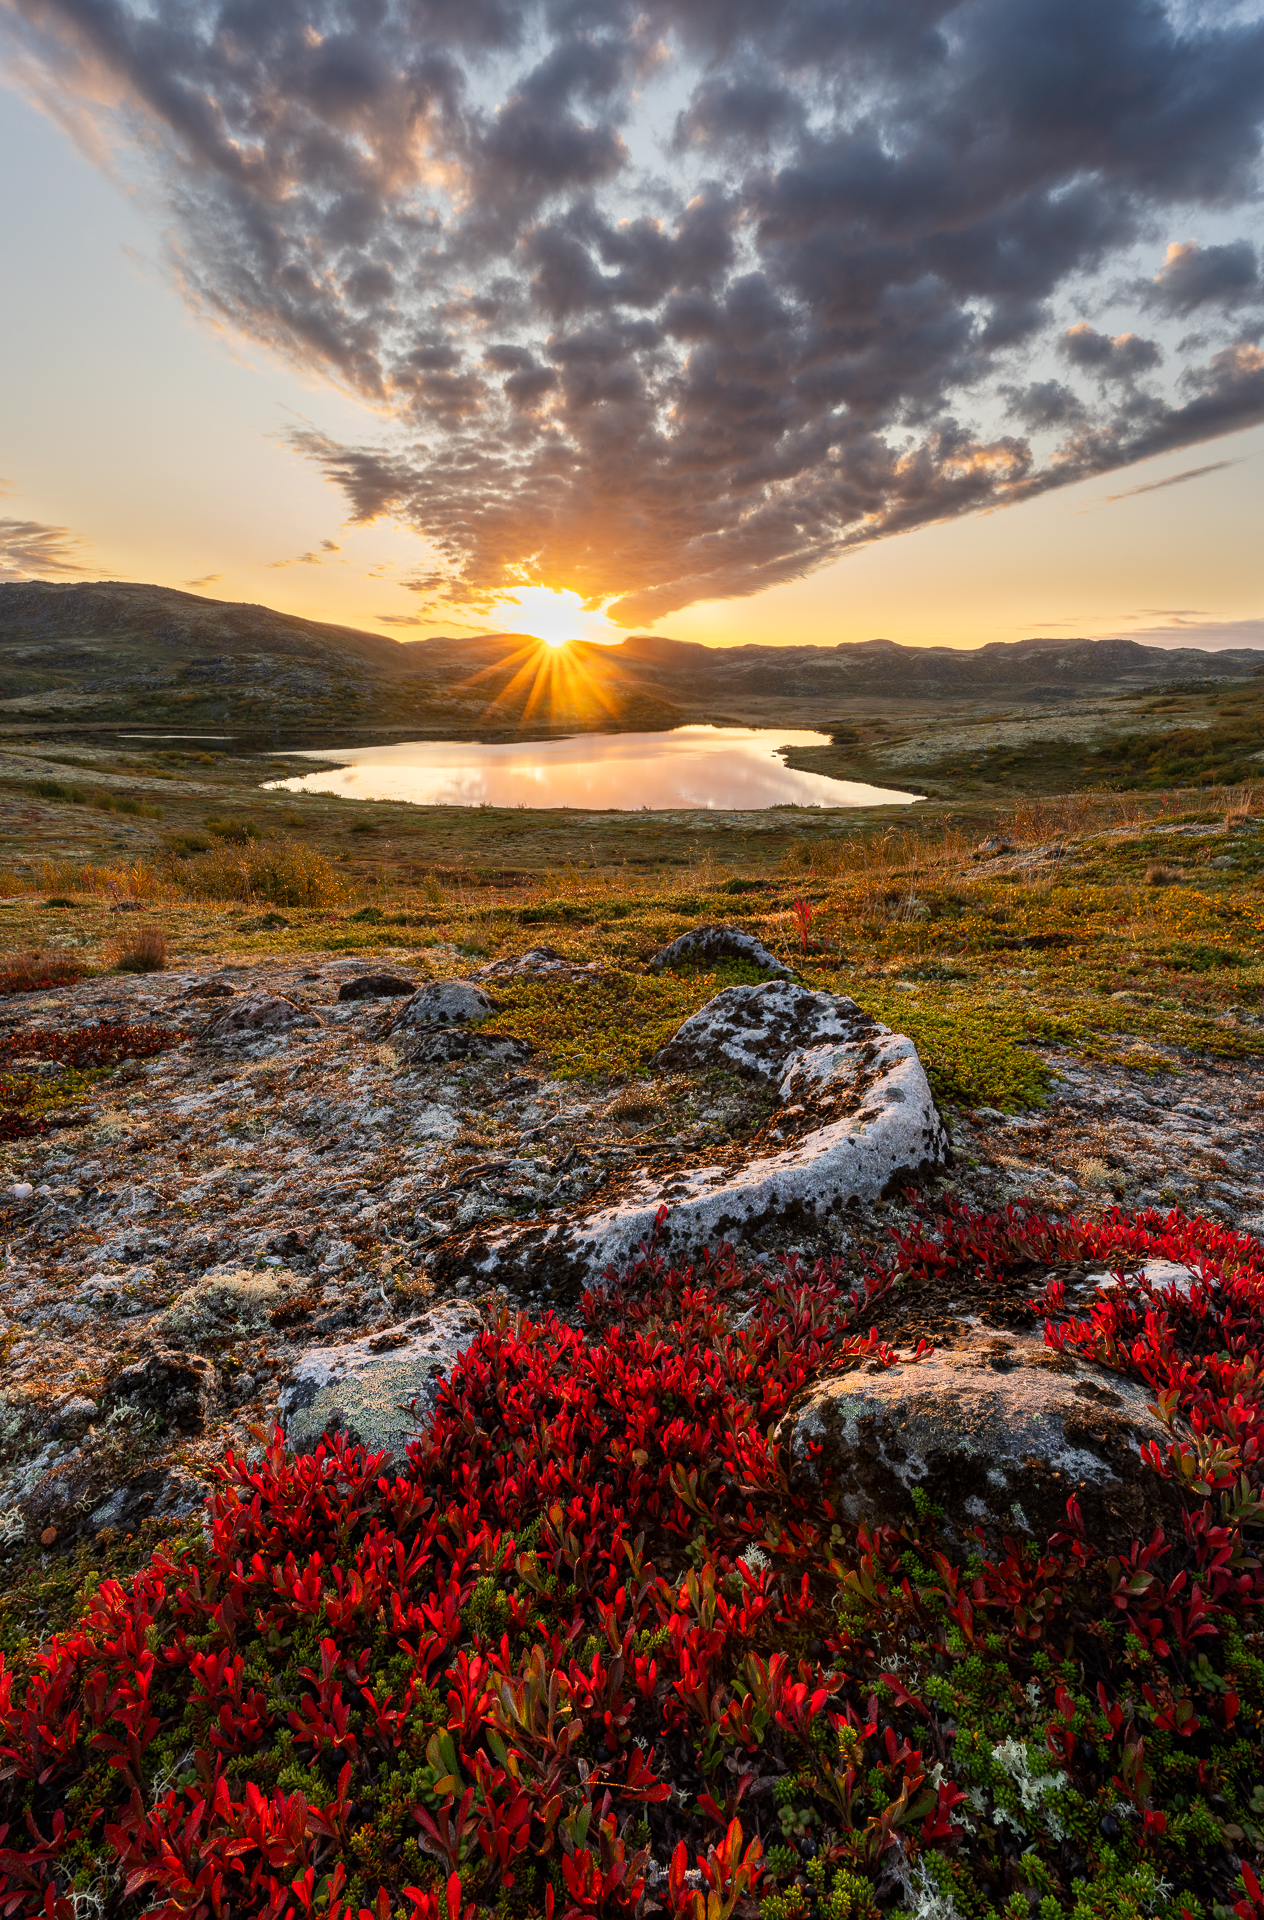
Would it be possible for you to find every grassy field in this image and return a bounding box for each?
[3,721,1262,1117]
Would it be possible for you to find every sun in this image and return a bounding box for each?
[491,585,613,649]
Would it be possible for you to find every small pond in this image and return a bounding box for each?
[263,726,922,811]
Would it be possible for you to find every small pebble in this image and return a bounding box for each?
[40,1526,57,1547]
[11,1183,33,1201]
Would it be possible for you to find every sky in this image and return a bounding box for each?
[0,0,1262,655]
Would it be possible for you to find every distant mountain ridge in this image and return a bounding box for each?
[0,581,1259,734]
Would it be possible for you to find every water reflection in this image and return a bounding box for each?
[264,726,922,811]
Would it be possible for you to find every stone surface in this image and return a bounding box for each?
[206,993,321,1039]
[431,1001,947,1297]
[102,1349,217,1434]
[279,1303,484,1462]
[184,981,235,1000]
[475,947,598,980]
[390,979,499,1029]
[337,973,417,1002]
[397,1027,533,1067]
[652,981,872,1080]
[646,925,794,979]
[778,1331,1181,1543]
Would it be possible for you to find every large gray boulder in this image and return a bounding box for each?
[778,1331,1182,1544]
[278,1304,484,1463]
[646,926,793,979]
[429,1000,947,1299]
[390,980,499,1030]
[652,981,871,1079]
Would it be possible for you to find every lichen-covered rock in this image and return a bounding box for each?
[337,973,417,1002]
[157,1268,298,1346]
[206,994,321,1039]
[430,1016,946,1298]
[397,1028,533,1068]
[390,980,499,1029]
[279,1304,484,1461]
[646,925,794,979]
[652,981,873,1080]
[778,1332,1182,1543]
[475,948,598,980]
[102,1349,217,1434]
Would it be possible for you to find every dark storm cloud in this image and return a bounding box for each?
[3,0,1264,621]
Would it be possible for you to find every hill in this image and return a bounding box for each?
[0,579,1260,738]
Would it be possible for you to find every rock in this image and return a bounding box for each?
[778,1331,1182,1543]
[279,1304,484,1462]
[972,837,1012,859]
[91,1464,207,1533]
[265,1228,311,1263]
[337,972,417,1002]
[205,994,321,1039]
[390,979,500,1029]
[430,1009,947,1298]
[183,980,235,999]
[475,948,598,980]
[398,1027,533,1067]
[157,1268,298,1346]
[48,1394,98,1438]
[646,925,794,979]
[102,1349,217,1434]
[652,981,872,1080]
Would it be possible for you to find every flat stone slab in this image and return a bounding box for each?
[279,1303,484,1462]
[778,1330,1183,1544]
[646,925,794,978]
[476,948,598,980]
[428,996,947,1297]
[390,980,499,1029]
[205,994,321,1039]
[398,1028,533,1067]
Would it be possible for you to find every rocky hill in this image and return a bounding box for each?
[1,580,1259,738]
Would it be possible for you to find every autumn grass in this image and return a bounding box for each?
[3,783,1263,1111]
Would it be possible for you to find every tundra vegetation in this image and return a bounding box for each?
[1,711,1263,1920]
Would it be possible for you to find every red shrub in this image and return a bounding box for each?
[0,1204,1260,1916]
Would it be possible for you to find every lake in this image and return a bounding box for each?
[262,726,922,812]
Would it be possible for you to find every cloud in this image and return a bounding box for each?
[185,572,223,587]
[1061,324,1163,380]
[1103,458,1242,502]
[267,543,340,568]
[0,515,91,577]
[3,0,1264,622]
[1148,239,1261,317]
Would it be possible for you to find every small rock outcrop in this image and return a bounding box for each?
[652,981,871,1078]
[390,980,499,1029]
[279,1304,484,1462]
[778,1332,1181,1543]
[646,925,794,978]
[206,994,321,1039]
[337,973,417,1001]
